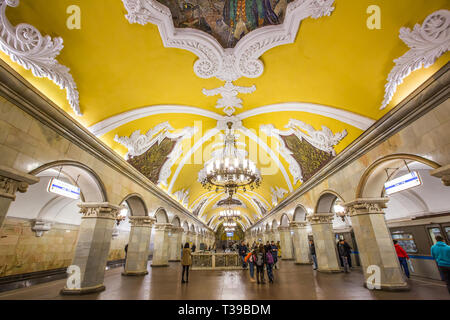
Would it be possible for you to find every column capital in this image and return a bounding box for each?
[171,227,184,233]
[290,221,308,229]
[430,164,450,186]
[154,223,173,231]
[307,213,334,225]
[277,226,290,232]
[78,202,121,220]
[129,216,156,227]
[0,165,39,200]
[343,198,389,217]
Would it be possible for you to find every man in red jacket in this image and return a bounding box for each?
[394,240,410,278]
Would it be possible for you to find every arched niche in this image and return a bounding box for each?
[121,194,148,216]
[280,213,290,227]
[182,221,189,232]
[380,161,450,221]
[356,154,440,198]
[271,219,279,230]
[7,161,107,227]
[171,216,181,227]
[293,205,307,221]
[154,208,169,223]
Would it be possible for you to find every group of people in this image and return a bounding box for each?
[308,239,353,272]
[238,241,280,284]
[174,234,450,293]
[394,236,450,293]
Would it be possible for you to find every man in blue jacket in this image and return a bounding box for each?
[238,241,249,270]
[431,235,450,294]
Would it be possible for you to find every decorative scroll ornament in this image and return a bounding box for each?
[114,122,197,186]
[261,119,347,184]
[381,10,450,109]
[271,186,288,206]
[173,188,189,207]
[203,81,256,116]
[122,0,334,82]
[0,0,81,115]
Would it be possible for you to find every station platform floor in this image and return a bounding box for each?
[0,261,448,300]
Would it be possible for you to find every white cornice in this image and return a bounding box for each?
[0,0,80,115]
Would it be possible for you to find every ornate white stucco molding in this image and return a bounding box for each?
[381,9,450,109]
[0,0,80,115]
[271,186,288,206]
[261,119,347,184]
[203,81,256,116]
[122,0,334,82]
[114,121,197,186]
[173,188,189,207]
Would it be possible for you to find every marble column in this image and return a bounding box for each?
[278,226,294,260]
[0,166,39,230]
[123,216,155,276]
[308,213,341,272]
[266,231,275,243]
[61,203,120,295]
[151,223,172,267]
[344,198,409,291]
[169,227,183,262]
[274,230,280,243]
[290,222,311,265]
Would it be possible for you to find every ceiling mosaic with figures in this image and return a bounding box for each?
[0,0,448,231]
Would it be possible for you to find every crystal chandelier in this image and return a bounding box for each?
[219,209,241,219]
[198,122,262,198]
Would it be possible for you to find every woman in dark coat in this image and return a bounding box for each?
[181,242,192,283]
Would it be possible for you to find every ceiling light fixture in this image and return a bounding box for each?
[199,122,261,198]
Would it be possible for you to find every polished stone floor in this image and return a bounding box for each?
[0,261,448,300]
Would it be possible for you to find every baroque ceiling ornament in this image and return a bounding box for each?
[202,81,256,116]
[261,119,347,184]
[271,186,288,206]
[173,188,190,207]
[381,9,450,109]
[122,0,335,82]
[114,121,197,186]
[0,0,80,115]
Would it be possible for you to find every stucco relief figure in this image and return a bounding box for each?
[157,0,292,48]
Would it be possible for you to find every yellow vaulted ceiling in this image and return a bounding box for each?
[1,0,449,226]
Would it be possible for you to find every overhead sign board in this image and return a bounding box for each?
[48,178,81,200]
[226,232,234,237]
[384,171,421,195]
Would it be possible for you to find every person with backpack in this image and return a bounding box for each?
[266,246,275,283]
[254,244,267,284]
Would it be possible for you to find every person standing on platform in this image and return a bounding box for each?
[431,235,450,294]
[239,241,249,269]
[191,243,196,253]
[337,239,351,273]
[245,249,256,282]
[309,240,318,270]
[394,240,410,278]
[266,246,275,283]
[270,241,279,269]
[277,241,282,259]
[254,244,267,284]
[181,243,192,284]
